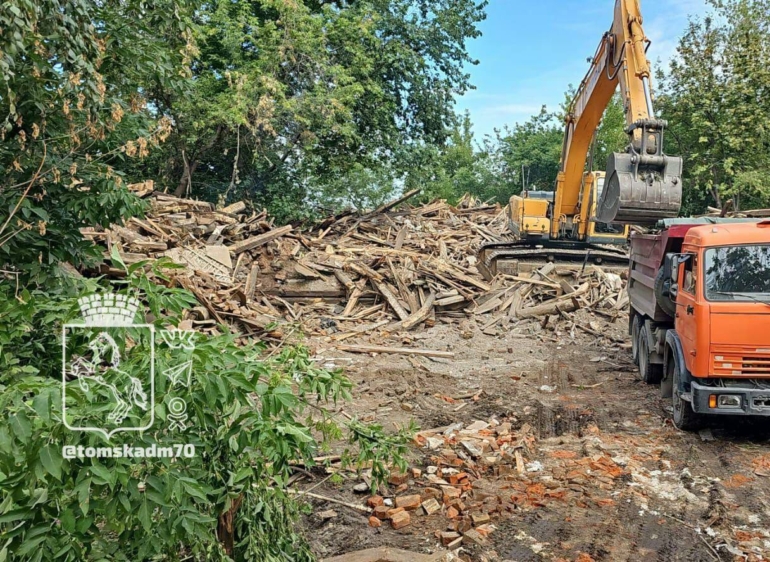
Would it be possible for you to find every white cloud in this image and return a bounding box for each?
[644,0,710,70]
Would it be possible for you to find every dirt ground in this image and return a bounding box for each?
[299,310,770,562]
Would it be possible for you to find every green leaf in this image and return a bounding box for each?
[39,445,63,480]
[137,498,152,533]
[9,412,32,442]
[60,509,76,533]
[89,463,114,487]
[15,535,46,557]
[33,391,51,422]
[110,245,126,272]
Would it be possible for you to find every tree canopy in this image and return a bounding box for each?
[657,0,770,213]
[137,0,488,220]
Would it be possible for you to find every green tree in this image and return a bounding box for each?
[494,107,564,193]
[143,0,487,219]
[0,0,193,279]
[405,112,511,205]
[657,0,770,213]
[593,93,628,167]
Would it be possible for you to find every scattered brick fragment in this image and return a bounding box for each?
[440,531,461,546]
[395,494,422,511]
[367,495,384,508]
[373,506,390,520]
[390,510,411,530]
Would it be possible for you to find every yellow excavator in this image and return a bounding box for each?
[479,0,683,280]
[509,172,630,245]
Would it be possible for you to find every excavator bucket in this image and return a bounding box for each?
[596,120,683,226]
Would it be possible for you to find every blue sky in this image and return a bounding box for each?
[456,0,711,139]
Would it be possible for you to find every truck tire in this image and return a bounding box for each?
[631,314,642,366]
[638,325,663,384]
[654,268,677,318]
[671,356,703,431]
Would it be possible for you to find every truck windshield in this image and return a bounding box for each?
[705,245,770,301]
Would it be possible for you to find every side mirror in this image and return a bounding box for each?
[664,253,680,284]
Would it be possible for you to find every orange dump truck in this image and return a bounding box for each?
[628,219,770,430]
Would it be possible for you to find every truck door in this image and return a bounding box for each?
[675,253,698,373]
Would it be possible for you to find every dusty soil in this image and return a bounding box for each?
[299,310,770,562]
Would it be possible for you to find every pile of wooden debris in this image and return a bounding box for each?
[82,183,628,344]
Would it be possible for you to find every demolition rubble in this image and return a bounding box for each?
[82,183,628,348]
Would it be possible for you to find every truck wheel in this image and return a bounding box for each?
[631,315,642,366]
[654,268,677,318]
[638,326,663,384]
[671,357,702,431]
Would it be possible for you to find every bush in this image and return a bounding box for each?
[0,260,412,561]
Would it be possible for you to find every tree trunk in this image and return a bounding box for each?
[217,494,243,557]
[174,156,198,198]
[173,125,225,198]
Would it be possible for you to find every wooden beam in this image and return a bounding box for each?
[390,292,436,331]
[336,344,454,359]
[227,225,293,255]
[372,279,410,321]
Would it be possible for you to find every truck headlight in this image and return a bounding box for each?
[712,395,742,409]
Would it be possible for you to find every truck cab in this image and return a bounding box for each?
[628,219,770,430]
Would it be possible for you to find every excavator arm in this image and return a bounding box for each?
[552,0,682,236]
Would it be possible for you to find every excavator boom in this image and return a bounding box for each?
[561,0,682,227]
[477,0,683,281]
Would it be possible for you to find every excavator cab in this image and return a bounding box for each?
[597,119,683,225]
[586,173,630,245]
[508,191,552,241]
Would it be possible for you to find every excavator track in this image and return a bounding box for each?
[477,240,629,281]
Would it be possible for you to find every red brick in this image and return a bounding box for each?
[440,531,461,546]
[422,498,441,515]
[368,516,382,528]
[463,529,487,546]
[388,472,408,486]
[447,506,459,519]
[386,507,405,519]
[395,494,422,511]
[421,487,442,502]
[373,506,390,520]
[367,495,384,508]
[448,472,468,485]
[390,510,411,530]
[442,486,461,503]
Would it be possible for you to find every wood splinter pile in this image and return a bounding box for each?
[81,182,628,346]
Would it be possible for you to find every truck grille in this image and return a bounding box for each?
[712,350,770,377]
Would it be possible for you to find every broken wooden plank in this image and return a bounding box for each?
[435,295,466,307]
[394,226,407,250]
[389,292,436,331]
[372,279,410,321]
[336,344,454,359]
[330,320,390,341]
[294,263,323,279]
[517,282,591,319]
[221,201,246,215]
[245,265,259,300]
[333,270,356,292]
[227,225,293,255]
[346,261,383,282]
[361,189,420,218]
